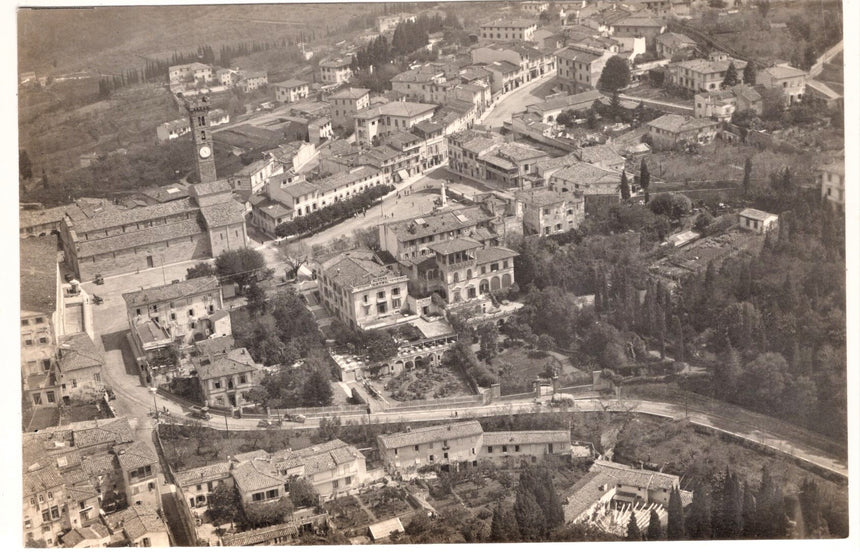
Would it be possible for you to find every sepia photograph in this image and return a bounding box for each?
[13,0,854,548]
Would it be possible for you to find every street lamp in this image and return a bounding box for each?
[149,387,159,420]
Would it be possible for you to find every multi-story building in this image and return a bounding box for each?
[377,421,484,474]
[481,430,571,465]
[20,237,60,409]
[609,16,666,51]
[317,249,410,331]
[415,238,518,304]
[115,440,162,511]
[446,129,505,181]
[217,440,368,507]
[446,129,547,188]
[57,332,104,402]
[237,70,268,92]
[227,155,280,194]
[156,118,191,142]
[520,1,549,14]
[354,101,437,145]
[168,62,213,84]
[479,19,538,42]
[123,275,230,382]
[174,461,232,511]
[757,64,807,105]
[818,162,844,208]
[482,60,522,95]
[274,79,310,103]
[667,53,748,93]
[319,56,353,85]
[328,87,370,128]
[516,188,585,237]
[645,113,720,150]
[577,144,627,172]
[549,161,623,212]
[694,88,737,121]
[23,464,67,547]
[378,206,495,262]
[104,505,170,547]
[655,31,697,60]
[194,347,259,408]
[471,44,557,88]
[555,46,615,93]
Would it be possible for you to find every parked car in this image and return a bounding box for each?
[286,414,306,423]
[187,406,211,420]
[257,419,271,428]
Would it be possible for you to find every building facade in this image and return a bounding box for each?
[329,87,370,128]
[274,79,310,103]
[516,189,586,237]
[320,57,353,84]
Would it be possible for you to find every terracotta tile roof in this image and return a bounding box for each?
[646,113,719,134]
[529,90,604,113]
[428,237,482,256]
[763,65,807,80]
[23,465,65,495]
[221,522,298,546]
[105,504,167,541]
[329,87,370,99]
[578,144,624,166]
[516,188,569,207]
[20,236,58,315]
[174,461,232,488]
[200,200,246,228]
[81,452,118,477]
[231,458,285,493]
[58,333,103,373]
[20,204,81,230]
[672,57,747,75]
[191,180,232,196]
[122,276,220,309]
[377,420,483,449]
[591,459,679,489]
[76,219,203,258]
[556,47,602,63]
[115,441,159,472]
[356,101,437,120]
[483,430,569,446]
[480,19,536,29]
[385,206,492,242]
[475,245,518,264]
[194,336,236,357]
[274,79,309,89]
[320,250,402,289]
[196,352,258,381]
[738,208,776,221]
[73,198,198,234]
[496,142,547,162]
[552,162,620,184]
[73,418,135,450]
[60,523,109,547]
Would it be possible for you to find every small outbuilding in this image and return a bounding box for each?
[367,517,405,542]
[737,208,778,234]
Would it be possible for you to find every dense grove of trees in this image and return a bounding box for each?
[274,184,393,238]
[350,13,454,71]
[662,466,846,539]
[509,181,845,438]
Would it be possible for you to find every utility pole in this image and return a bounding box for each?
[224,413,229,438]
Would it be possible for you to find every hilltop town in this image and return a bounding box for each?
[18,0,847,548]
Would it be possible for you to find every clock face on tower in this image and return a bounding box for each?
[199,146,212,159]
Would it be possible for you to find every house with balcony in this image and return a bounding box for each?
[193,347,259,408]
[410,237,517,305]
[667,52,748,93]
[555,46,615,94]
[379,206,495,262]
[757,64,807,105]
[354,101,437,145]
[274,79,310,103]
[645,113,720,150]
[328,87,370,128]
[377,421,484,475]
[316,249,410,331]
[516,188,585,237]
[115,440,162,512]
[319,56,353,84]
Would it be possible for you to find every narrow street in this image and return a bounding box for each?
[481,73,556,129]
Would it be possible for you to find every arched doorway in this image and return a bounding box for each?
[491,276,501,291]
[479,279,489,293]
[502,273,512,287]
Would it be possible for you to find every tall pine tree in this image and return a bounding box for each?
[686,480,712,539]
[626,511,642,541]
[647,509,663,540]
[620,170,631,199]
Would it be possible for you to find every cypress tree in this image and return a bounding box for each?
[490,501,519,542]
[686,480,712,539]
[647,509,663,540]
[620,170,631,199]
[722,62,739,87]
[514,487,545,541]
[667,487,685,540]
[640,160,651,201]
[742,157,752,198]
[743,62,757,85]
[626,511,642,541]
[742,481,757,538]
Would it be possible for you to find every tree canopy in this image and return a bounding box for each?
[598,56,631,92]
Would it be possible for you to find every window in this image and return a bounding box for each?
[414,445,420,451]
[252,492,264,502]
[35,317,44,324]
[39,336,48,344]
[188,309,195,316]
[21,319,29,326]
[50,506,60,520]
[502,445,508,453]
[345,476,352,485]
[429,454,435,461]
[170,313,176,321]
[332,479,339,489]
[392,287,400,296]
[377,290,385,299]
[515,445,520,452]
[142,537,151,547]
[487,446,494,453]
[239,375,247,384]
[394,448,398,456]
[266,489,278,499]
[42,509,50,523]
[46,392,55,403]
[25,339,34,346]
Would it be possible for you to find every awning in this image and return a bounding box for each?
[396,169,410,182]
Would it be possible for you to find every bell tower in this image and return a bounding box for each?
[185,95,217,183]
